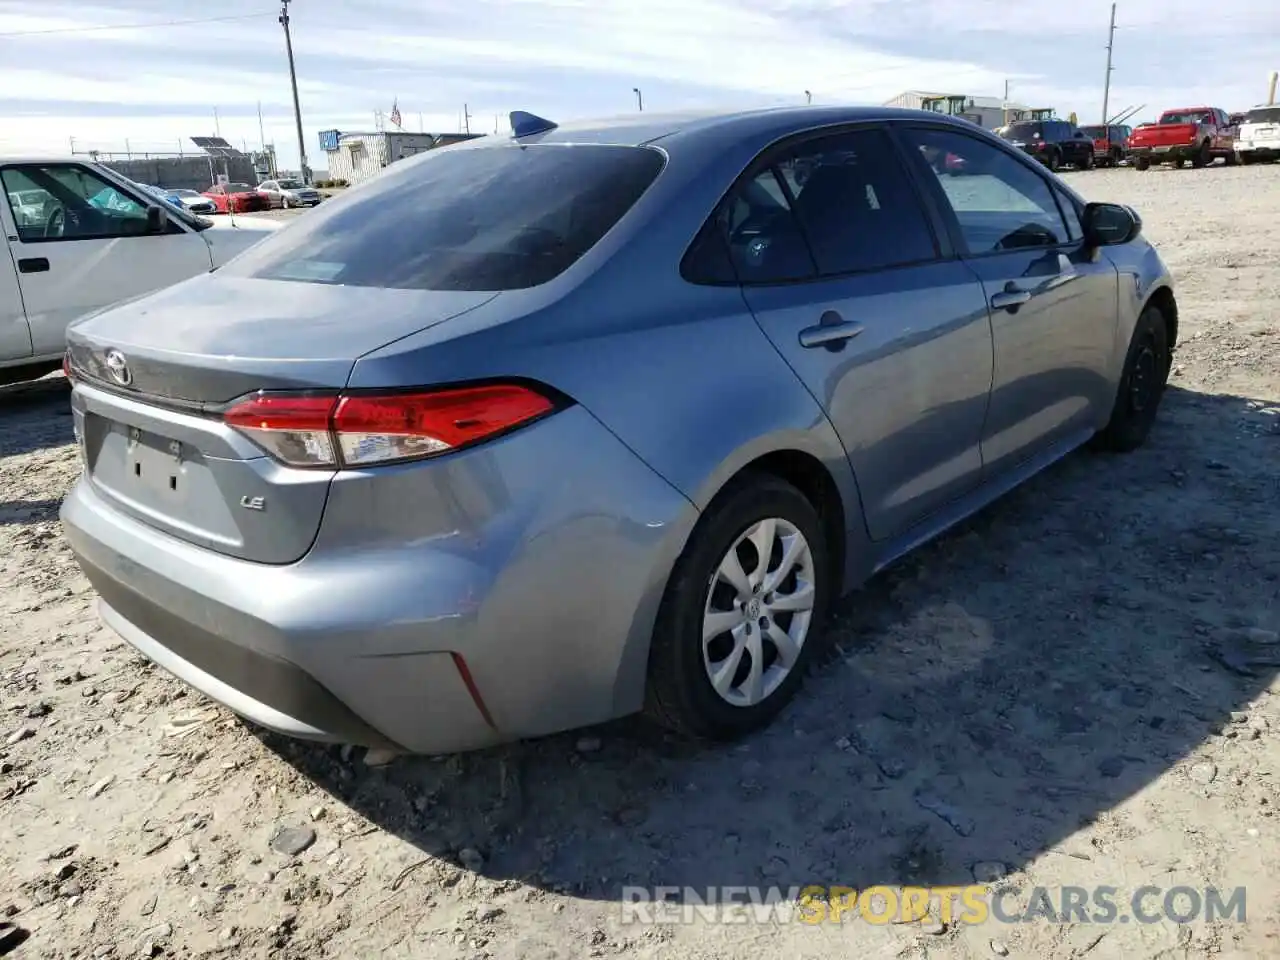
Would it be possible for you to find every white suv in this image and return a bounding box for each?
[1235,106,1280,164]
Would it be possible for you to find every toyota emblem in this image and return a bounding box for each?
[104,348,132,386]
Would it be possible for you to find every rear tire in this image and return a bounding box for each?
[644,473,832,741]
[1240,153,1255,165]
[1093,304,1171,453]
[1081,151,1094,170]
[1134,156,1151,171]
[1047,150,1061,172]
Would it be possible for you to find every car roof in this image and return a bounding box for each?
[0,155,82,165]
[487,105,992,149]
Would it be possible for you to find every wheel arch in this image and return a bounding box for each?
[609,434,873,718]
[1144,284,1178,354]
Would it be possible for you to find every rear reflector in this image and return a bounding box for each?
[222,383,558,468]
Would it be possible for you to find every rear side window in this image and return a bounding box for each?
[684,127,937,284]
[225,144,665,291]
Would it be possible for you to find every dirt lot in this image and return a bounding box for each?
[2,162,1279,960]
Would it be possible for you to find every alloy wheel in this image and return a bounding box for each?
[701,518,816,708]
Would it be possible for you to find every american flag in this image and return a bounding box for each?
[390,99,402,128]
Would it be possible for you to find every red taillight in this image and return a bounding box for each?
[62,350,73,380]
[222,384,557,469]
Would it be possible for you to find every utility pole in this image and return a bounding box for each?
[1003,79,1010,126]
[279,0,311,184]
[1101,2,1117,134]
[805,90,812,104]
[257,100,267,149]
[463,103,472,134]
[213,106,221,137]
[633,87,643,111]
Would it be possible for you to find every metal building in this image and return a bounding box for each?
[318,130,484,184]
[885,90,1034,131]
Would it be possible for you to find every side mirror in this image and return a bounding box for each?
[1082,202,1141,246]
[144,204,167,234]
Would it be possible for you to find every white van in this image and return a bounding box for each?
[1235,106,1280,164]
[2,157,280,386]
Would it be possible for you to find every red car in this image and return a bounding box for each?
[201,182,267,213]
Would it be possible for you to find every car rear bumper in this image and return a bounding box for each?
[1128,144,1196,160]
[1236,144,1280,159]
[60,404,699,753]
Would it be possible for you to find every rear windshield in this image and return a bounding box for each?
[1244,107,1280,124]
[1004,122,1044,140]
[1078,126,1107,137]
[224,143,666,291]
[1160,112,1210,124]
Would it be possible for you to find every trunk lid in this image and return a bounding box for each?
[66,274,498,564]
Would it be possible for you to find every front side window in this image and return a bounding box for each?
[2,164,152,242]
[225,143,666,291]
[901,127,1071,255]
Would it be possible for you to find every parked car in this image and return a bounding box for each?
[133,183,186,210]
[1077,124,1132,166]
[1,158,281,385]
[256,178,322,208]
[1234,105,1280,164]
[998,119,1095,171]
[202,182,268,213]
[60,106,1176,755]
[8,188,49,228]
[169,188,217,216]
[1127,107,1237,169]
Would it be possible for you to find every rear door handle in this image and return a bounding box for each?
[17,257,49,274]
[799,312,864,350]
[990,288,1031,311]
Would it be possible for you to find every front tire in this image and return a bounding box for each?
[1047,149,1061,172]
[1192,140,1211,168]
[644,474,832,741]
[1080,151,1095,170]
[1093,304,1171,452]
[1135,156,1151,171]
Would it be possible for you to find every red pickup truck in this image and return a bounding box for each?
[1128,107,1238,170]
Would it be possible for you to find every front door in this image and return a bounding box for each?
[719,126,994,542]
[0,163,214,357]
[896,125,1119,476]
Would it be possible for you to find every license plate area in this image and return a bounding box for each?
[86,414,213,518]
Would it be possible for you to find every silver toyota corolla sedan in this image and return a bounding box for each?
[60,106,1177,754]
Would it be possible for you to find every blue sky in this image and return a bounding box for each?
[0,0,1274,173]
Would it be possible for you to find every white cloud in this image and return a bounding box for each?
[1,0,1275,169]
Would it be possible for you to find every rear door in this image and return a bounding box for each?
[718,125,993,542]
[0,163,214,357]
[896,124,1118,476]
[0,206,33,362]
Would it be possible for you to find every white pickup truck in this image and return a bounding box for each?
[2,157,280,386]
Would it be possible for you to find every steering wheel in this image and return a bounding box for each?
[44,206,66,239]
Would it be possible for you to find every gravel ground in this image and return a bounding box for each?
[2,162,1279,960]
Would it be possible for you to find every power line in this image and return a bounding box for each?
[0,12,273,40]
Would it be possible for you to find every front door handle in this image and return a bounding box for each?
[799,311,864,350]
[17,257,50,274]
[990,288,1031,311]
